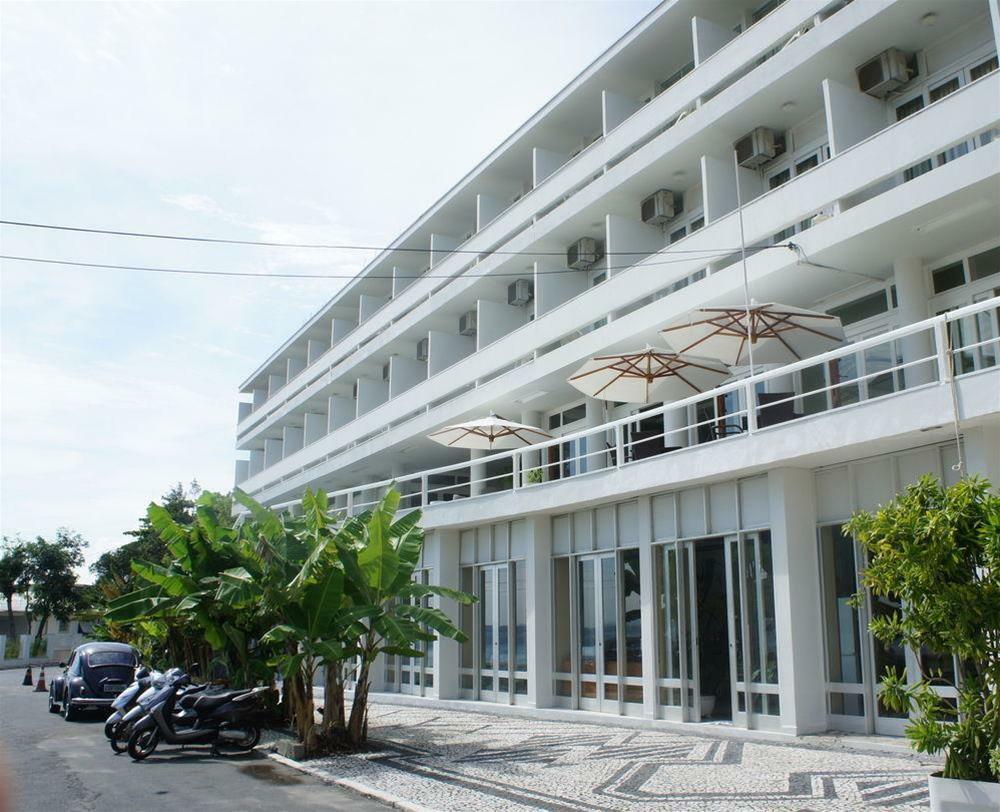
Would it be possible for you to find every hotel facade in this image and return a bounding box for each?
[235,0,1000,737]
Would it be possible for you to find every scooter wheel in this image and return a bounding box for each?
[110,724,129,754]
[127,728,160,761]
[104,718,118,740]
[222,725,261,752]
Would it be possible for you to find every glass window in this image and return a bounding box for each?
[548,413,561,430]
[460,567,474,670]
[795,154,819,175]
[968,246,1000,282]
[970,55,999,81]
[903,159,933,182]
[87,650,136,667]
[870,592,908,718]
[658,546,681,683]
[931,261,966,294]
[515,563,527,673]
[669,225,687,244]
[563,404,586,425]
[819,526,863,684]
[936,141,969,166]
[690,216,704,232]
[928,76,960,102]
[553,558,571,676]
[827,291,888,326]
[895,96,924,121]
[622,549,642,680]
[768,168,791,190]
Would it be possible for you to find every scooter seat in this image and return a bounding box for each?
[191,690,249,712]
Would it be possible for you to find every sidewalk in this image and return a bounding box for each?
[284,699,939,811]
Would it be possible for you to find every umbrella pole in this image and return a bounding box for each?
[732,149,756,378]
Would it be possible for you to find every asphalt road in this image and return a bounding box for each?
[0,667,388,812]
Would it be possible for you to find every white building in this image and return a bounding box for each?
[235,0,1000,738]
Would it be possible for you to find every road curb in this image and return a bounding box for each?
[266,751,434,812]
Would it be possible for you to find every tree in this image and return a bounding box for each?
[23,529,88,649]
[845,475,1000,782]
[0,538,31,638]
[91,482,199,590]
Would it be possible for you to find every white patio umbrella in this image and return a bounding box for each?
[427,412,552,450]
[568,348,731,404]
[659,302,845,368]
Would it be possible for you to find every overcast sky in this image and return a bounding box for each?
[0,1,657,571]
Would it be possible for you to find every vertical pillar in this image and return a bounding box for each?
[234,459,250,485]
[248,448,264,477]
[429,529,461,699]
[768,468,826,735]
[584,397,607,471]
[663,403,689,448]
[267,373,285,399]
[282,426,304,458]
[989,0,1000,58]
[263,437,283,468]
[303,412,326,446]
[525,516,553,708]
[470,449,488,496]
[893,257,934,387]
[252,388,267,409]
[963,425,1000,484]
[637,496,659,718]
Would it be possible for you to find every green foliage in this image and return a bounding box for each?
[101,483,474,754]
[525,468,543,485]
[0,539,31,637]
[845,475,1000,782]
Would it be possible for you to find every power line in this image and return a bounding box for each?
[0,249,784,280]
[0,218,748,257]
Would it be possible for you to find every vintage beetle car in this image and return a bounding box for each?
[48,641,138,720]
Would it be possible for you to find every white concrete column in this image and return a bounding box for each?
[248,448,264,477]
[238,401,252,422]
[584,397,607,471]
[893,257,934,387]
[282,425,304,458]
[663,403,689,448]
[637,496,659,718]
[525,516,553,708]
[303,412,326,446]
[429,529,461,699]
[469,449,488,496]
[234,459,249,485]
[252,388,267,409]
[963,425,1000,484]
[263,437,283,468]
[267,373,285,399]
[989,0,1000,58]
[767,468,826,735]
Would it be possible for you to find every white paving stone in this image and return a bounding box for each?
[297,701,940,811]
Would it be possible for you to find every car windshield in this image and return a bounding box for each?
[87,650,135,667]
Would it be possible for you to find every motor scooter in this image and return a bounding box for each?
[108,668,204,753]
[104,667,161,747]
[127,672,269,761]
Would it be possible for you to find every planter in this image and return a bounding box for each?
[699,694,716,718]
[928,773,1000,812]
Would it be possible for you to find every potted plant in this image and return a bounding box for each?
[525,468,543,485]
[845,475,999,811]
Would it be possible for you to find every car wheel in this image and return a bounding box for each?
[63,692,78,721]
[48,690,60,714]
[127,728,159,761]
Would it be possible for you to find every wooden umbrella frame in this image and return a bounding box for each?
[660,304,842,364]
[427,414,552,449]
[568,349,730,401]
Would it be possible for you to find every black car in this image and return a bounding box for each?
[48,642,138,720]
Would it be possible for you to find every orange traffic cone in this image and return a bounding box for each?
[34,667,47,692]
[22,665,33,686]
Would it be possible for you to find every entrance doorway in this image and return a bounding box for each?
[694,539,732,721]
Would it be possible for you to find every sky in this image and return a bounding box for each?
[0,0,657,571]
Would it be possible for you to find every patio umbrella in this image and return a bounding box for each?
[659,302,845,368]
[427,412,552,450]
[568,348,731,404]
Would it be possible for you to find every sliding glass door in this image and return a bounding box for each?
[479,563,512,702]
[656,541,700,721]
[578,554,618,712]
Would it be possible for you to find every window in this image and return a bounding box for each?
[794,153,819,175]
[768,168,790,190]
[970,55,999,81]
[827,290,889,326]
[895,95,924,121]
[88,650,136,667]
[969,246,1000,282]
[931,262,966,294]
[928,76,960,103]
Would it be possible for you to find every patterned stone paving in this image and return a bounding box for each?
[306,702,939,811]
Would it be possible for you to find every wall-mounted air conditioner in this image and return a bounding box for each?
[641,189,679,226]
[856,48,911,98]
[416,337,429,361]
[458,310,478,336]
[734,127,784,168]
[507,278,534,307]
[567,237,603,270]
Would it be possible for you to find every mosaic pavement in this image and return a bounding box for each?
[307,702,939,811]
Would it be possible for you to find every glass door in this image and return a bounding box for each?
[726,532,780,728]
[656,541,701,721]
[578,554,618,712]
[478,564,512,703]
[394,570,432,695]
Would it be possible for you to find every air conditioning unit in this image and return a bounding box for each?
[641,189,679,226]
[382,361,391,381]
[507,278,533,307]
[856,48,911,98]
[567,237,603,270]
[416,337,429,361]
[458,310,478,336]
[734,127,783,168]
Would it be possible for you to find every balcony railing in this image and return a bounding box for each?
[264,295,1000,514]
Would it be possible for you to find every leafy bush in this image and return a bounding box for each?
[525,468,543,485]
[4,638,19,659]
[845,475,999,782]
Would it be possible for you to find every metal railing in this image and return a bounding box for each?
[266,295,1000,513]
